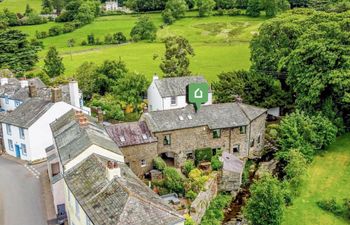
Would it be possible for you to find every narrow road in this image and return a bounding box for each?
[0,157,47,225]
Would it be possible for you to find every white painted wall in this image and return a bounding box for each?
[52,178,65,214]
[147,79,163,111]
[2,124,30,160]
[27,102,76,161]
[64,144,124,171]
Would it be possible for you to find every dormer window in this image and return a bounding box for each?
[142,134,148,140]
[171,96,176,105]
[119,136,125,142]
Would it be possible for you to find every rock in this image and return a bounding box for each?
[254,159,278,179]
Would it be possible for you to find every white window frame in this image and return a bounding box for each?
[6,124,11,135]
[21,144,27,155]
[140,159,147,167]
[170,96,177,105]
[8,139,13,151]
[19,128,25,139]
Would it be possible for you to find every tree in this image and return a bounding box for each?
[113,32,127,44]
[162,0,188,24]
[216,0,236,9]
[246,0,260,17]
[52,0,65,14]
[0,30,42,72]
[90,93,125,120]
[43,46,65,77]
[163,167,184,194]
[263,0,278,17]
[185,0,196,9]
[197,0,216,17]
[244,174,284,225]
[41,0,53,14]
[24,4,34,16]
[113,72,149,109]
[130,16,157,42]
[75,2,95,25]
[160,36,195,77]
[74,62,99,99]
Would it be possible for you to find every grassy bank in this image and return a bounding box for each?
[283,134,350,225]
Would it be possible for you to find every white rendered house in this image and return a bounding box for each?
[104,0,119,11]
[147,76,213,111]
[0,91,79,162]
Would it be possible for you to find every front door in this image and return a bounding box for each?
[15,144,20,158]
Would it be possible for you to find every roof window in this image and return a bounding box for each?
[142,134,148,140]
[119,136,125,142]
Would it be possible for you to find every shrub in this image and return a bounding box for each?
[113,32,127,44]
[185,190,198,200]
[195,148,213,165]
[130,16,157,42]
[317,198,343,216]
[216,8,225,16]
[184,214,196,225]
[183,160,195,176]
[163,167,184,194]
[63,22,76,33]
[154,156,167,171]
[81,40,87,46]
[48,25,63,36]
[211,155,223,171]
[104,34,113,44]
[201,193,232,225]
[87,33,95,45]
[227,8,241,16]
[35,31,48,39]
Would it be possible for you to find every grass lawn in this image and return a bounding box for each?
[0,0,42,13]
[16,12,266,82]
[283,133,350,225]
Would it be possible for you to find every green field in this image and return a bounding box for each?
[16,12,266,81]
[0,0,42,13]
[283,134,350,225]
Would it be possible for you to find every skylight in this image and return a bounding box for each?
[187,115,192,120]
[142,134,148,140]
[119,136,125,142]
[179,115,184,121]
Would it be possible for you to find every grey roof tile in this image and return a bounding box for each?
[154,76,212,97]
[222,152,244,173]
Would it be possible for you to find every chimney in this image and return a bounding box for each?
[79,116,88,126]
[0,78,8,86]
[235,95,243,103]
[153,74,159,81]
[97,108,103,123]
[106,161,121,181]
[75,110,83,120]
[69,80,80,108]
[19,78,29,88]
[29,83,37,97]
[143,106,148,113]
[51,87,62,103]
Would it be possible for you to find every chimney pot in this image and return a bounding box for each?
[97,108,103,123]
[51,87,62,103]
[106,161,121,180]
[29,84,37,97]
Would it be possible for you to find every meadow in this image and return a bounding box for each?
[15,12,266,81]
[0,0,42,13]
[283,134,350,225]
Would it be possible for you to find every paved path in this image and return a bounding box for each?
[0,156,47,225]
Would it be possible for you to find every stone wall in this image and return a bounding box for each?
[120,142,158,177]
[248,113,267,158]
[154,126,249,167]
[190,173,218,224]
[219,170,243,193]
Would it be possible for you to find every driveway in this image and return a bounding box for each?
[0,156,47,225]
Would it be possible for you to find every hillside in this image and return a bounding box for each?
[0,0,42,13]
[283,134,350,225]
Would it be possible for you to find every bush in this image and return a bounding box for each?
[48,25,63,36]
[227,8,241,16]
[183,160,195,176]
[216,8,226,16]
[87,33,95,45]
[104,34,113,44]
[163,167,184,194]
[154,156,167,171]
[35,31,48,39]
[63,22,76,33]
[130,16,157,42]
[211,155,223,171]
[185,190,198,201]
[317,198,343,216]
[201,193,232,225]
[162,9,176,25]
[113,32,127,44]
[81,40,87,46]
[195,148,212,165]
[184,214,196,225]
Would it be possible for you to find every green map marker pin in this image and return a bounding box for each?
[188,83,209,111]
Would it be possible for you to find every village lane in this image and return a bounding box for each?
[0,156,47,225]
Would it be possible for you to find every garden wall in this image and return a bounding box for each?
[190,173,218,224]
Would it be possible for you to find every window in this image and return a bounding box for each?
[213,129,221,138]
[251,139,255,147]
[171,96,176,105]
[179,115,184,121]
[187,114,192,120]
[233,144,240,153]
[142,134,148,140]
[6,124,11,135]
[163,134,171,145]
[21,144,27,155]
[5,96,9,104]
[186,152,193,160]
[119,136,125,142]
[257,135,261,144]
[240,126,246,134]
[75,199,80,219]
[15,100,20,107]
[8,139,13,151]
[140,159,147,167]
[19,128,25,139]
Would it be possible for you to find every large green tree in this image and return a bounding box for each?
[130,16,157,41]
[246,0,261,17]
[160,36,195,77]
[197,0,216,17]
[244,174,285,225]
[74,62,99,99]
[0,30,42,72]
[43,46,65,77]
[162,0,188,24]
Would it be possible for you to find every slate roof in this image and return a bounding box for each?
[222,152,244,173]
[51,109,123,166]
[64,154,184,225]
[142,102,267,132]
[154,76,212,97]
[105,121,157,147]
[0,98,53,128]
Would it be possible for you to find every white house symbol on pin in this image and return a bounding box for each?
[194,88,203,99]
